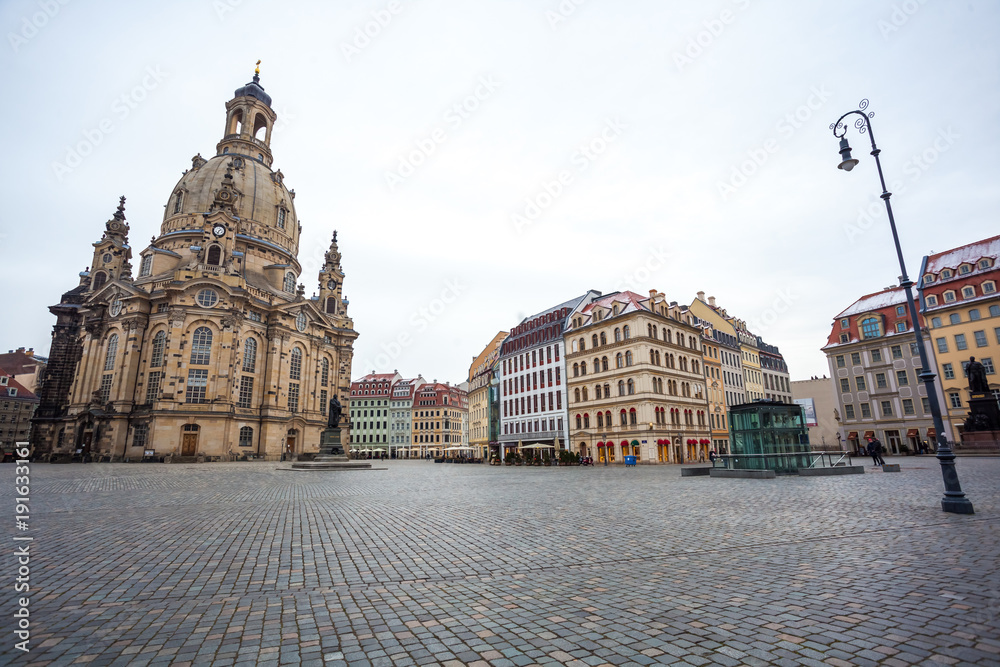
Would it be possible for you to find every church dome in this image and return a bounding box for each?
[162,153,298,256]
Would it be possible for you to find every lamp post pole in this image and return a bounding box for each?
[831,100,973,514]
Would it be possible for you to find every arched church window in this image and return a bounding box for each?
[326,297,337,314]
[139,255,152,277]
[173,191,183,215]
[283,273,295,293]
[92,272,107,291]
[277,208,286,230]
[206,245,222,266]
[104,334,118,371]
[190,327,212,365]
[150,331,166,367]
[243,337,257,373]
[321,358,329,387]
[239,426,253,448]
[290,347,302,380]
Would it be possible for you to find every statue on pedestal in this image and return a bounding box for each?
[327,395,342,428]
[967,356,989,393]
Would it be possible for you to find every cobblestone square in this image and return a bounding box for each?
[2,457,999,666]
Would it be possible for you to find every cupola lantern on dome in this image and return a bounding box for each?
[216,60,277,166]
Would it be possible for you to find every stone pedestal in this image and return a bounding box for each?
[318,428,347,459]
[958,394,1000,455]
[291,427,373,471]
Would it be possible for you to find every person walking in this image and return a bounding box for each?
[867,438,879,466]
[873,438,886,466]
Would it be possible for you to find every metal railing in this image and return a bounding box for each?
[713,450,854,472]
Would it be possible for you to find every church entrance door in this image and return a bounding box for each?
[181,424,199,456]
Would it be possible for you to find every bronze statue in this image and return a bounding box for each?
[327,395,342,428]
[967,356,989,393]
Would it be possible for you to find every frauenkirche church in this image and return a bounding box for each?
[32,68,358,461]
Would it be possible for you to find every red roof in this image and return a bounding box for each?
[0,369,38,401]
[823,286,925,349]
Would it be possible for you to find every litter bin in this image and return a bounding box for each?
[624,455,637,466]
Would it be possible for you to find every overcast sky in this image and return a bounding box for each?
[2,0,998,386]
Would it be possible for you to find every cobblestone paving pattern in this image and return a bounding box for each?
[2,458,998,666]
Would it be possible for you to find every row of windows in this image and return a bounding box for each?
[922,258,994,283]
[943,358,995,380]
[843,397,925,420]
[573,378,697,401]
[924,281,996,306]
[503,392,563,417]
[503,345,561,375]
[936,328,999,353]
[840,369,916,393]
[931,305,1000,328]
[504,368,562,394]
[835,344,917,368]
[503,418,564,435]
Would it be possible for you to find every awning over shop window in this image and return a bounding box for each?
[907,429,919,437]
[927,428,936,437]
[864,431,875,438]
[847,431,858,439]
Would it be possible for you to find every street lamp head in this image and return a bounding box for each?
[837,137,859,171]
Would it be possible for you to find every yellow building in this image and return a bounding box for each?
[689,293,765,402]
[411,382,468,457]
[468,332,507,459]
[699,324,730,454]
[918,235,1000,435]
[31,71,357,461]
[565,290,711,464]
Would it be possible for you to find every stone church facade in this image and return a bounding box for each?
[31,71,357,461]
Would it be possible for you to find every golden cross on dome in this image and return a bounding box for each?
[255,59,261,75]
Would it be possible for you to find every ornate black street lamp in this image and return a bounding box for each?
[831,100,974,514]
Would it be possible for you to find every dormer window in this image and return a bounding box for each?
[979,258,992,270]
[984,281,996,294]
[139,255,152,277]
[941,269,953,279]
[860,316,881,339]
[962,285,976,298]
[0,376,7,386]
[944,290,956,302]
[277,207,287,230]
[283,272,295,293]
[840,318,849,328]
[926,295,938,306]
[960,264,971,275]
[173,191,183,214]
[923,274,935,284]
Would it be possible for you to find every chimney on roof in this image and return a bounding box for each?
[26,348,34,357]
[16,347,25,354]
[708,296,716,307]
[696,291,705,302]
[670,301,678,307]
